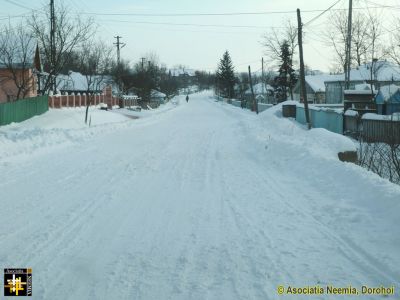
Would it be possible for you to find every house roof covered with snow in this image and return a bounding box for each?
[169,68,196,77]
[344,83,377,95]
[325,61,400,83]
[245,83,274,95]
[376,84,400,104]
[56,71,114,92]
[151,90,166,98]
[379,84,400,100]
[305,74,337,92]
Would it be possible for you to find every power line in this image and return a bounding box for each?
[100,19,283,30]
[0,13,30,21]
[1,0,43,12]
[304,0,343,26]
[74,5,400,17]
[68,0,115,37]
[2,0,34,10]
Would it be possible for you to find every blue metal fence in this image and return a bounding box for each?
[296,106,343,134]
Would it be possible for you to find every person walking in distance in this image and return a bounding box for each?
[186,95,189,102]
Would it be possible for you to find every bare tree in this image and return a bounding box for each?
[0,23,38,101]
[29,2,94,94]
[262,20,298,100]
[386,18,400,66]
[76,40,113,124]
[325,10,384,72]
[262,20,298,67]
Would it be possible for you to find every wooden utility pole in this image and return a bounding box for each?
[297,8,311,129]
[345,0,353,89]
[262,57,265,97]
[50,0,56,91]
[248,66,258,114]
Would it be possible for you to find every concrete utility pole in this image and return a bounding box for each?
[297,8,311,129]
[50,0,56,91]
[345,0,353,89]
[141,57,146,70]
[113,36,126,65]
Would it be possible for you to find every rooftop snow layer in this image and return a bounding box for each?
[325,61,400,83]
[379,84,400,100]
[245,82,274,94]
[305,74,337,92]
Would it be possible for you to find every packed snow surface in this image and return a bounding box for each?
[0,91,399,299]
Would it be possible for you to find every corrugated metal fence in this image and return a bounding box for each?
[296,106,343,134]
[0,95,48,126]
[361,118,400,144]
[295,105,400,144]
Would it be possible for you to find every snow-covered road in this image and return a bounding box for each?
[1,92,399,299]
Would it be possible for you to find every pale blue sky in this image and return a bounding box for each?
[1,0,399,73]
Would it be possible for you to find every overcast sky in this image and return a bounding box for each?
[1,0,399,73]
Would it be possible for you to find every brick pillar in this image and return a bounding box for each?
[72,93,75,107]
[103,86,113,109]
[66,93,69,107]
[78,93,81,107]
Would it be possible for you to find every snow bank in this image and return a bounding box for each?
[0,108,131,163]
[0,99,182,163]
[257,103,355,160]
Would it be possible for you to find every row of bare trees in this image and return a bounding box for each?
[1,1,212,111]
[261,8,400,81]
[325,10,384,73]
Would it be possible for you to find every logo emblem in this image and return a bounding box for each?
[4,268,32,296]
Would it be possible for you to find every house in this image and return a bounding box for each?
[169,68,196,78]
[375,84,400,115]
[54,71,117,95]
[0,40,41,103]
[149,89,167,107]
[324,61,400,104]
[293,74,336,104]
[169,67,196,87]
[244,82,275,104]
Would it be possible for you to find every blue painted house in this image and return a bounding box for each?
[375,84,400,115]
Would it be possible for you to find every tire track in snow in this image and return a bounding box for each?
[230,119,400,291]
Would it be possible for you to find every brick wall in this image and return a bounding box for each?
[48,86,118,109]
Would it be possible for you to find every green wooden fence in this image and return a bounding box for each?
[0,95,49,126]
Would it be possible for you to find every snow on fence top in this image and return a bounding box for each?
[362,113,400,121]
[344,110,359,117]
[296,102,343,114]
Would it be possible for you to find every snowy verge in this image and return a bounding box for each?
[0,99,181,163]
[260,102,356,160]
